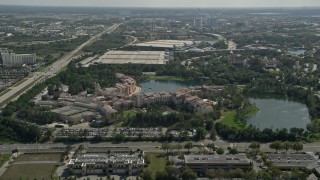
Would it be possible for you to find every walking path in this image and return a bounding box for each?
[0,154,14,177]
[13,160,60,165]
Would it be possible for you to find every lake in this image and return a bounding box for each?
[139,79,200,93]
[246,98,310,130]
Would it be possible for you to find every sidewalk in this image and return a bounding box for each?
[0,154,14,177]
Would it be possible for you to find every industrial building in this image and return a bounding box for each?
[1,52,36,67]
[92,51,168,65]
[68,153,145,175]
[134,40,194,49]
[184,154,252,175]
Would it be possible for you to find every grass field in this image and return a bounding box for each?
[0,154,11,167]
[145,153,167,178]
[15,153,61,162]
[1,164,57,180]
[220,111,246,129]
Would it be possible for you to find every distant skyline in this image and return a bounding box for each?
[1,0,320,8]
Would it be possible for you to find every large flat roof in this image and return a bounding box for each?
[184,154,250,165]
[134,40,194,48]
[267,154,316,168]
[92,50,167,65]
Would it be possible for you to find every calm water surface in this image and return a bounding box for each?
[246,98,310,130]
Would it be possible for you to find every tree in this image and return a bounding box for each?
[228,148,238,155]
[195,127,206,141]
[162,142,171,154]
[257,171,272,180]
[176,144,182,153]
[207,143,216,153]
[181,167,197,180]
[249,142,260,149]
[216,148,224,155]
[229,168,245,178]
[282,141,292,153]
[292,142,303,152]
[244,170,257,180]
[269,141,283,153]
[206,169,217,179]
[184,142,193,153]
[249,142,260,157]
[141,169,153,180]
[205,120,214,131]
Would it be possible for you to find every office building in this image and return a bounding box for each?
[184,154,252,175]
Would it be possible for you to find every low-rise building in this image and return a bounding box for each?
[68,153,144,175]
[184,154,252,175]
[267,154,316,170]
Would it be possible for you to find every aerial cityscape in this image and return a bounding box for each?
[0,1,320,180]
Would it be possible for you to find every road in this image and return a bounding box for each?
[0,141,319,154]
[0,23,121,108]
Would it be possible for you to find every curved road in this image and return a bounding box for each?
[0,23,121,108]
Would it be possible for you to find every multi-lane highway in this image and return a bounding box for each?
[0,24,121,108]
[0,141,319,154]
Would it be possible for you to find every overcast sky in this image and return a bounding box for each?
[0,0,320,8]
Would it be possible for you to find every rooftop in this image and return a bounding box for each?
[134,40,194,48]
[184,154,250,164]
[92,51,167,65]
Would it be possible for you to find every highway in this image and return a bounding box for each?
[0,23,121,108]
[0,141,319,154]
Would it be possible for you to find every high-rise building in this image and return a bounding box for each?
[150,22,156,32]
[194,18,203,28]
[1,52,36,67]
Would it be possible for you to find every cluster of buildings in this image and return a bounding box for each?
[68,147,145,176]
[37,73,225,124]
[1,52,36,67]
[227,54,278,68]
[55,127,166,140]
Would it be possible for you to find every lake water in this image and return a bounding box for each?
[139,80,200,93]
[246,98,310,130]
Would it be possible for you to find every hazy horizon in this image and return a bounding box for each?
[1,0,320,8]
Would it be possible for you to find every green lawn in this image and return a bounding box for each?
[0,154,11,167]
[220,111,246,129]
[1,163,58,180]
[244,106,260,117]
[145,153,167,178]
[15,153,62,162]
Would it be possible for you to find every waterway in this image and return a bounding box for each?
[139,79,200,93]
[246,98,310,130]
